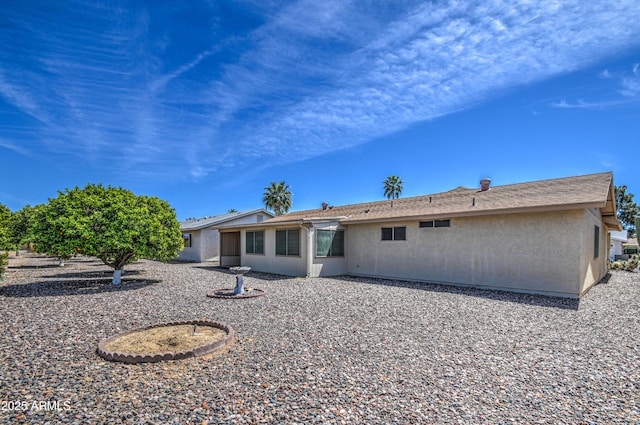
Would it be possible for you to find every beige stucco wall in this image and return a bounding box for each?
[179,213,270,263]
[345,210,590,297]
[308,222,347,277]
[178,229,205,262]
[578,208,608,295]
[241,226,307,276]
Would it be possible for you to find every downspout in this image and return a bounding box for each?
[303,223,314,278]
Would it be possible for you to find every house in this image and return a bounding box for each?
[623,237,639,255]
[609,230,628,260]
[178,209,274,263]
[218,172,621,298]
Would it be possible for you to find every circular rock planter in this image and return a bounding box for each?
[97,320,234,364]
[207,287,267,299]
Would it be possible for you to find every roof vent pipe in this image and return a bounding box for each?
[322,202,328,210]
[480,178,492,191]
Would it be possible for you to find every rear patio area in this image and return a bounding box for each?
[1,253,638,424]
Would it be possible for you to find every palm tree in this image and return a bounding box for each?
[383,175,404,200]
[262,181,293,216]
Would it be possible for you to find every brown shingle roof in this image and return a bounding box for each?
[257,172,618,227]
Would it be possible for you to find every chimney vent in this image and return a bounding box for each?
[480,178,491,191]
[322,202,328,210]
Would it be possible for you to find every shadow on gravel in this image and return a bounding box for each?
[194,266,298,282]
[43,270,141,279]
[8,264,65,270]
[334,276,580,310]
[0,278,160,298]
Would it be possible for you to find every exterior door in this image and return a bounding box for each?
[220,232,241,266]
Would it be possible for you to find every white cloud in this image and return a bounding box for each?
[1,0,640,181]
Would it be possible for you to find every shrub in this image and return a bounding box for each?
[610,255,639,272]
[0,251,8,280]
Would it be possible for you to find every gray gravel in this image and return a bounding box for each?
[1,252,638,424]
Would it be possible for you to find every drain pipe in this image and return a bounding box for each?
[303,223,314,278]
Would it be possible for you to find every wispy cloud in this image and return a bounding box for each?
[1,0,640,182]
[0,138,32,157]
[551,63,640,109]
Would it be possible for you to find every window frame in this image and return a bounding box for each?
[594,225,600,259]
[276,228,301,257]
[245,230,265,255]
[316,229,345,258]
[182,233,191,248]
[419,219,451,228]
[381,226,406,241]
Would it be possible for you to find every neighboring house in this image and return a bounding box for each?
[624,237,639,255]
[609,230,628,260]
[219,172,621,298]
[178,209,274,263]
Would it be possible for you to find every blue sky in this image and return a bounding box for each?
[1,0,639,221]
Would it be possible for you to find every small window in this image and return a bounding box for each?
[246,231,264,254]
[182,233,191,248]
[594,225,599,259]
[420,220,450,228]
[316,229,344,257]
[276,229,300,256]
[381,226,406,241]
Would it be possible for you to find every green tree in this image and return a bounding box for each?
[32,184,183,283]
[7,204,39,254]
[383,175,404,200]
[262,181,293,216]
[0,203,11,250]
[615,185,639,237]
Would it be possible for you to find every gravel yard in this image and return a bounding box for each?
[1,252,638,424]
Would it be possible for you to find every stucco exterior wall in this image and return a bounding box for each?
[178,229,204,262]
[178,229,219,262]
[178,212,270,263]
[578,208,608,295]
[200,229,219,262]
[345,210,588,297]
[240,226,307,276]
[308,222,347,277]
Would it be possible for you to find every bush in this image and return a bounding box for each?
[0,251,8,280]
[610,254,639,272]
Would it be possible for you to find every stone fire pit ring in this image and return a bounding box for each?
[97,320,234,364]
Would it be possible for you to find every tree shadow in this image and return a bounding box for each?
[8,264,64,270]
[333,275,581,310]
[43,270,141,279]
[194,266,299,282]
[0,278,160,298]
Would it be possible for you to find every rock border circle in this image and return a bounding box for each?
[97,320,234,364]
[207,287,267,299]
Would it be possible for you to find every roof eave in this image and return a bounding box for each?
[340,202,608,225]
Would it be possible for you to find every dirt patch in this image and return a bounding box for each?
[98,320,234,363]
[104,324,226,355]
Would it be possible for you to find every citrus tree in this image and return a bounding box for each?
[0,203,11,251]
[32,184,183,283]
[7,204,40,255]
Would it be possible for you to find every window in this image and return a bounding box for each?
[246,231,264,254]
[419,219,450,228]
[276,229,300,256]
[594,225,599,258]
[182,233,191,248]
[316,229,344,257]
[381,226,406,241]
